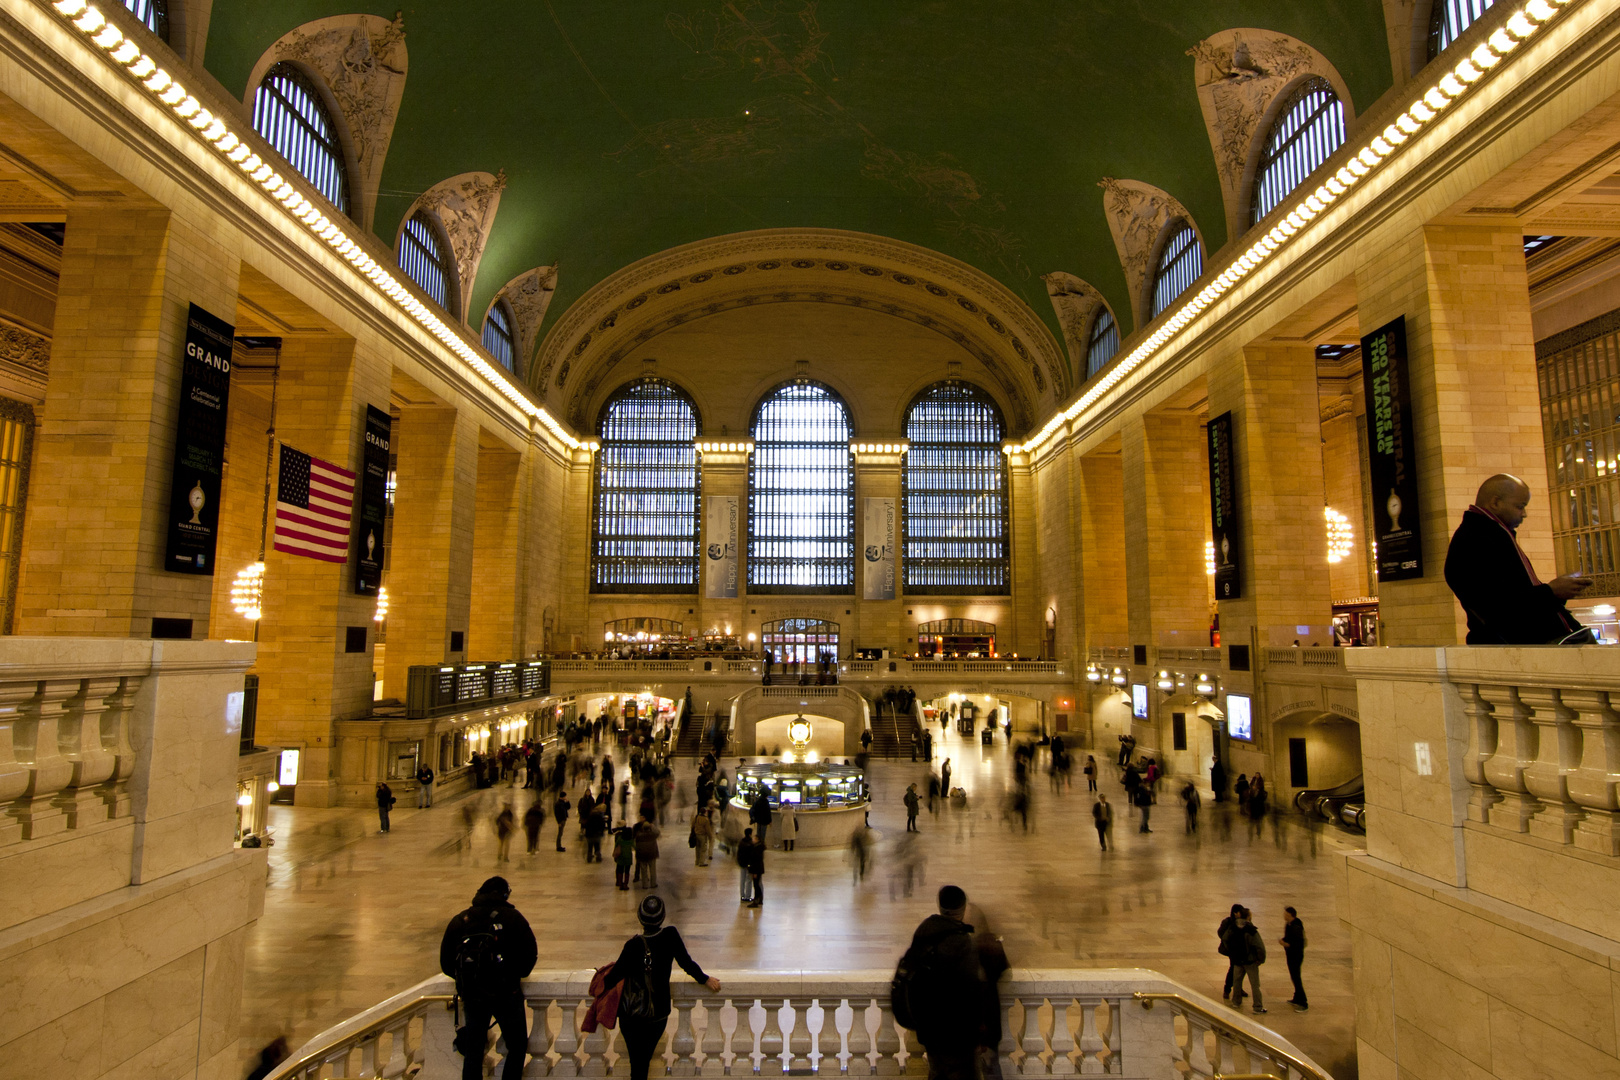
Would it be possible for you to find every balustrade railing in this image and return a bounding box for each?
[1261,647,1345,669]
[548,660,1069,683]
[265,971,1329,1080]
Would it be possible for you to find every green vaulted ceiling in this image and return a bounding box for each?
[204,1,1394,378]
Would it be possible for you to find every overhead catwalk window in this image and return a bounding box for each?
[397,212,454,315]
[123,0,168,40]
[1428,0,1495,60]
[482,299,516,370]
[252,63,350,216]
[1085,307,1119,378]
[1250,78,1346,225]
[749,382,854,593]
[902,383,1008,594]
[1150,221,1203,319]
[760,617,840,665]
[592,379,701,593]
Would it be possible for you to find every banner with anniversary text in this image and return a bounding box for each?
[863,497,897,600]
[704,495,739,598]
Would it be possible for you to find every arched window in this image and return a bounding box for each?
[592,379,701,593]
[903,383,1008,594]
[397,212,455,315]
[1250,78,1346,225]
[252,63,350,215]
[749,382,854,592]
[1429,0,1494,59]
[123,0,168,40]
[1085,307,1119,378]
[1150,221,1203,319]
[482,298,516,371]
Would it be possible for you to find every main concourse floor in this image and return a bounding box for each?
[238,724,1363,1078]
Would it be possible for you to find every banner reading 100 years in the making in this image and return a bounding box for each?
[164,303,234,575]
[353,405,391,595]
[1362,315,1423,582]
[704,495,738,598]
[863,497,896,601]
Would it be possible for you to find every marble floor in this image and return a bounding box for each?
[238,726,1364,1079]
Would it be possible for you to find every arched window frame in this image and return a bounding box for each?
[1248,77,1347,226]
[1149,220,1203,320]
[748,380,855,594]
[482,296,517,372]
[1084,305,1120,378]
[591,378,702,594]
[1428,0,1494,60]
[251,62,351,217]
[901,381,1009,595]
[396,211,458,318]
[123,0,169,41]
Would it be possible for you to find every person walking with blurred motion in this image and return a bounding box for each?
[692,804,714,865]
[905,783,921,832]
[1133,783,1153,833]
[612,825,634,890]
[440,877,537,1080]
[375,781,395,833]
[1181,781,1201,833]
[523,800,544,855]
[634,812,661,887]
[1092,794,1113,850]
[603,896,722,1080]
[494,804,515,863]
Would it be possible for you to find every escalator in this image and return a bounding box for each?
[1293,773,1364,832]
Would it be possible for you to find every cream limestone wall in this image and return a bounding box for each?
[1320,409,1371,602]
[1122,412,1210,652]
[468,440,522,660]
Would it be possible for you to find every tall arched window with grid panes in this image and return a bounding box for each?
[1250,78,1346,225]
[1429,0,1494,59]
[397,212,456,316]
[748,382,854,592]
[252,63,350,216]
[123,0,168,40]
[902,383,1008,594]
[482,298,516,371]
[591,379,701,593]
[1085,306,1120,378]
[1150,221,1203,319]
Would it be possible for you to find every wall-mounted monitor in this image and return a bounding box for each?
[1226,694,1253,741]
[1131,683,1148,719]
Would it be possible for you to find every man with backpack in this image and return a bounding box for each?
[439,877,538,1080]
[893,885,998,1080]
[1220,906,1267,1014]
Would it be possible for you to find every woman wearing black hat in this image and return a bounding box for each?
[603,895,723,1080]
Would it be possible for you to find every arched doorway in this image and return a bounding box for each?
[761,618,840,664]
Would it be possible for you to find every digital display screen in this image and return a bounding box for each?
[1131,684,1148,719]
[1226,695,1253,741]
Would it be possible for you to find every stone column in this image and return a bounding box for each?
[252,335,386,806]
[1354,224,1549,645]
[695,446,749,652]
[1078,449,1129,648]
[853,447,902,656]
[208,356,275,640]
[468,438,522,660]
[1005,454,1042,657]
[382,403,478,698]
[17,207,240,638]
[1121,413,1210,651]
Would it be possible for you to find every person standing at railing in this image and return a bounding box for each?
[440,876,538,1080]
[604,895,723,1080]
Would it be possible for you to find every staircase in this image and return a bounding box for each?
[674,712,707,757]
[867,700,915,758]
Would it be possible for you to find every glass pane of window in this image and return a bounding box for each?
[1250,78,1346,225]
[903,383,1008,594]
[1085,308,1119,377]
[123,0,168,39]
[1430,0,1495,59]
[482,300,515,370]
[252,63,350,215]
[0,401,33,634]
[1151,222,1203,319]
[749,383,854,592]
[397,213,452,313]
[592,380,701,592]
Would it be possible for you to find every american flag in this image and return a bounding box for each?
[273,444,355,563]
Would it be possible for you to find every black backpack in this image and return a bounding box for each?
[452,910,507,987]
[618,935,659,1020]
[890,925,970,1031]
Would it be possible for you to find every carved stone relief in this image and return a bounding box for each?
[250,14,408,231]
[406,171,507,322]
[1186,29,1350,235]
[495,265,557,380]
[1042,272,1107,371]
[1096,178,1197,327]
[0,324,49,375]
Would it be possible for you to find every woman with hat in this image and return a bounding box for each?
[603,895,723,1080]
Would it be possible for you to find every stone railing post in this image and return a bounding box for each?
[0,679,37,845]
[1517,686,1583,844]
[99,675,138,819]
[1047,998,1077,1076]
[758,995,786,1076]
[786,996,814,1073]
[1459,683,1502,824]
[1563,689,1620,857]
[845,997,875,1076]
[671,996,699,1075]
[53,675,121,829]
[697,998,727,1077]
[11,678,77,841]
[1477,684,1538,832]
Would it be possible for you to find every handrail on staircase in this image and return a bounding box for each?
[1133,993,1333,1080]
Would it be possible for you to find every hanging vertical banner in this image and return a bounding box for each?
[354,405,390,595]
[1362,315,1424,581]
[704,495,738,598]
[164,303,234,575]
[863,496,897,600]
[1207,410,1241,600]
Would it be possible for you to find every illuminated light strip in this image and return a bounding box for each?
[1015,0,1576,455]
[46,0,584,449]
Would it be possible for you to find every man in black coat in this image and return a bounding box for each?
[905,885,998,1080]
[440,877,538,1080]
[1444,474,1591,643]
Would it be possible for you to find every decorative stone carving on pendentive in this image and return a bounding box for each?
[0,323,49,377]
[1381,0,1424,85]
[406,171,507,322]
[496,264,557,383]
[1096,177,1197,327]
[1041,272,1108,371]
[249,13,408,231]
[1186,29,1351,235]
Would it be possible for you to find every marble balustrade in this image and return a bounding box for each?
[264,970,1329,1080]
